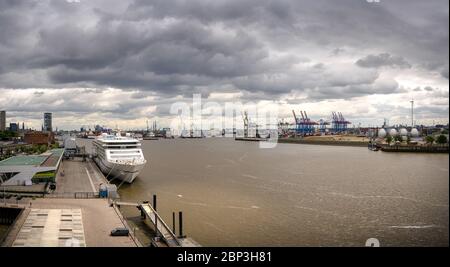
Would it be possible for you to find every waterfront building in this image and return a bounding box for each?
[24,131,55,145]
[0,148,64,185]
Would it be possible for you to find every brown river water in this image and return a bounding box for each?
[78,138,449,246]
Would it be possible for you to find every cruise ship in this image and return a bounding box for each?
[92,133,147,183]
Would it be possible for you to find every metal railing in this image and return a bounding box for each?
[110,201,143,247]
[141,203,182,247]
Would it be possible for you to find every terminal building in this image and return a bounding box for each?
[0,148,64,186]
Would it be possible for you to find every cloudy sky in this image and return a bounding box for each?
[0,0,448,130]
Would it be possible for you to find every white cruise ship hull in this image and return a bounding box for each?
[92,133,147,183]
[94,156,146,183]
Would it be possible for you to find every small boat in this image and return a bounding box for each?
[368,142,380,151]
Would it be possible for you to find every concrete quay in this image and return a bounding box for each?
[54,157,108,195]
[0,156,141,247]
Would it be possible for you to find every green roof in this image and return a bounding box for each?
[0,149,64,167]
[49,148,64,157]
[0,155,48,166]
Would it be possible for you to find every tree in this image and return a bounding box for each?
[386,136,393,145]
[436,134,448,144]
[51,143,59,149]
[425,135,435,144]
[0,130,18,140]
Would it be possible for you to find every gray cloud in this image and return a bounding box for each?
[356,53,412,69]
[441,67,449,79]
[0,0,448,128]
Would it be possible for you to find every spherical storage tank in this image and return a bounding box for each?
[410,128,419,137]
[399,128,408,136]
[389,129,398,136]
[378,128,387,138]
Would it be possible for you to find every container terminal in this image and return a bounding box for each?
[231,108,448,152]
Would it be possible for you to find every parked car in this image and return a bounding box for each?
[110,227,129,236]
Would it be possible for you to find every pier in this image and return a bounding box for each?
[115,199,200,247]
[0,154,199,247]
[0,143,201,247]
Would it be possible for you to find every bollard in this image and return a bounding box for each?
[153,196,158,237]
[172,212,176,234]
[154,213,158,238]
[178,211,185,238]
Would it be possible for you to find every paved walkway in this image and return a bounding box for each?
[17,198,137,247]
[55,158,107,193]
[13,208,86,247]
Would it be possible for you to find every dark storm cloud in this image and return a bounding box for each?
[0,0,448,101]
[356,53,411,69]
[440,67,449,79]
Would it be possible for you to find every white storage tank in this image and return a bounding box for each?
[389,129,398,136]
[410,128,419,137]
[399,128,408,136]
[378,128,387,138]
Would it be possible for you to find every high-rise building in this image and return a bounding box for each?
[0,110,5,131]
[9,122,19,132]
[44,112,52,132]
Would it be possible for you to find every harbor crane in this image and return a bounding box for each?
[331,112,351,133]
[292,109,318,135]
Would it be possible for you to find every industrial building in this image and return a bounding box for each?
[0,148,64,186]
